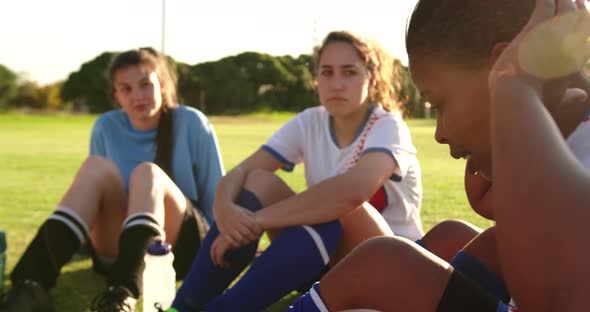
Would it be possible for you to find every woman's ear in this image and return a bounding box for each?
[368,73,376,87]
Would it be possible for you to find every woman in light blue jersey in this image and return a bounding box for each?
[0,47,224,312]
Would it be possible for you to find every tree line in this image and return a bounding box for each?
[0,51,427,117]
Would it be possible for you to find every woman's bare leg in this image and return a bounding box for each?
[321,236,452,312]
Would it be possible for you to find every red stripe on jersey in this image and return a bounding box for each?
[369,186,387,212]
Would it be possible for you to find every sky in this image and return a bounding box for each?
[0,0,419,85]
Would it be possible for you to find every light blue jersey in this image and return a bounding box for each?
[89,105,224,224]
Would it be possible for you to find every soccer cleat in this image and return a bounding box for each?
[90,286,137,312]
[0,279,55,312]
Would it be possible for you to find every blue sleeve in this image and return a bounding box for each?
[89,117,106,157]
[195,119,225,224]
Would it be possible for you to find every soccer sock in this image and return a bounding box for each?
[107,212,164,298]
[414,238,429,251]
[11,206,89,290]
[204,220,342,312]
[286,282,328,312]
[436,269,500,312]
[171,189,264,311]
[450,250,510,303]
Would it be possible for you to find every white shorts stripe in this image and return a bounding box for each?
[302,225,330,265]
[47,215,86,244]
[310,286,329,312]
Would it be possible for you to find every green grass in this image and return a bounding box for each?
[0,113,492,311]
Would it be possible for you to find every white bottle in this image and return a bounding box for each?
[143,239,176,312]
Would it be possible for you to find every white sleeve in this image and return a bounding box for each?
[262,112,306,172]
[362,115,417,180]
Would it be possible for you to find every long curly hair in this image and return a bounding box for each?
[315,31,403,114]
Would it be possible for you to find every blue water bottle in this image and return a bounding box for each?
[0,231,6,291]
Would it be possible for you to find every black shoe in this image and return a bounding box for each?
[0,280,55,312]
[90,286,136,312]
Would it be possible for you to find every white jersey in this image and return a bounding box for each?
[263,105,424,240]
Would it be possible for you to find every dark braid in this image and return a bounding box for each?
[154,108,174,178]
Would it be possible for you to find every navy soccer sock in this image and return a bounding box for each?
[204,220,342,311]
[171,189,263,311]
[414,238,429,251]
[450,250,509,303]
[285,282,328,312]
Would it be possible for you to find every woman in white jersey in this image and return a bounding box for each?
[0,47,224,312]
[169,31,423,312]
[287,0,590,311]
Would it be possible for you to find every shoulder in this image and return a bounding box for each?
[293,105,328,125]
[174,105,209,122]
[371,106,410,132]
[93,109,125,129]
[174,105,212,128]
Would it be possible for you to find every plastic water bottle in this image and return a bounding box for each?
[0,231,6,291]
[143,240,176,312]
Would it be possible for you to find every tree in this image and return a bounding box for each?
[183,52,317,115]
[393,60,424,118]
[61,52,115,113]
[10,80,43,108]
[0,64,17,108]
[55,50,424,117]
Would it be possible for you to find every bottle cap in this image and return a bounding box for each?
[146,239,171,255]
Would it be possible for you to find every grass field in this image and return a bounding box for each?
[0,113,492,311]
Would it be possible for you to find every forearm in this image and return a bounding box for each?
[213,166,247,219]
[491,78,590,299]
[491,79,573,189]
[255,175,366,229]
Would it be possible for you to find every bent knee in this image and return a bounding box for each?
[243,169,283,189]
[79,156,120,181]
[347,236,422,269]
[129,162,166,185]
[243,169,294,205]
[430,220,482,236]
[425,220,481,243]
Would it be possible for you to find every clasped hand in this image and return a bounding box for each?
[211,202,263,268]
[490,0,590,107]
